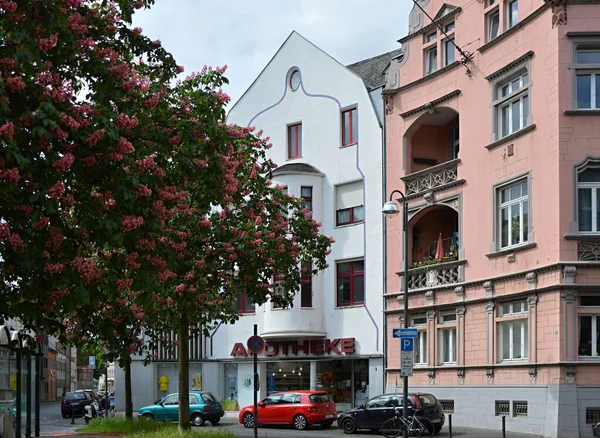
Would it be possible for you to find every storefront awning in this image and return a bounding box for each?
[260,331,327,340]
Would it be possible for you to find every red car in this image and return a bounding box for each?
[239,390,337,430]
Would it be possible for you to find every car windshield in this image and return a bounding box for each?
[201,393,217,404]
[416,394,437,408]
[65,393,85,401]
[309,393,329,403]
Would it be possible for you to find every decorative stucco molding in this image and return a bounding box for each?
[529,367,537,384]
[526,272,537,290]
[399,90,462,119]
[427,369,435,385]
[561,291,577,303]
[383,95,394,116]
[485,301,495,313]
[457,368,465,385]
[566,366,576,384]
[455,286,464,301]
[546,0,567,27]
[485,51,535,81]
[426,310,436,321]
[486,367,494,385]
[528,295,539,309]
[425,290,435,306]
[563,266,577,284]
[456,306,466,316]
[483,281,494,298]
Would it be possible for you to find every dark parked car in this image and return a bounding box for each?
[138,391,224,426]
[61,391,94,418]
[337,392,445,434]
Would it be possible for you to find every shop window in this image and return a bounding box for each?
[287,123,302,159]
[234,290,255,315]
[336,259,364,307]
[573,45,600,110]
[496,177,530,250]
[341,108,358,146]
[301,261,313,308]
[301,186,313,212]
[493,70,530,140]
[577,166,600,232]
[498,300,528,361]
[335,181,364,226]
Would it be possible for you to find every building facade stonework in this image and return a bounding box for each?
[384,1,600,437]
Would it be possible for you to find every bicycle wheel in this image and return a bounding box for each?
[414,416,435,438]
[381,417,404,438]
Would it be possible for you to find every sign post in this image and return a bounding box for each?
[392,329,417,379]
[247,327,264,438]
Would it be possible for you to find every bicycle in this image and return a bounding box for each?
[381,406,435,438]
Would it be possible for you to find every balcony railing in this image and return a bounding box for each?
[401,159,460,197]
[399,259,466,291]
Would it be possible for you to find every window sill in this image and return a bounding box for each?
[341,142,357,148]
[485,124,536,150]
[486,242,536,258]
[497,359,529,364]
[564,109,600,116]
[335,304,365,310]
[300,307,314,310]
[239,313,256,316]
[564,233,600,241]
[335,221,364,229]
[286,156,303,161]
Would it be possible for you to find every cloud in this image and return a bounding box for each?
[133,0,412,106]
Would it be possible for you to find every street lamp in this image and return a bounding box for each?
[382,189,409,438]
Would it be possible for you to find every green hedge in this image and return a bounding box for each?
[78,417,236,437]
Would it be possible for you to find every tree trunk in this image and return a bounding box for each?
[124,358,133,419]
[178,312,190,430]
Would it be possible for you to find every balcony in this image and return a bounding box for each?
[401,159,460,197]
[402,259,466,291]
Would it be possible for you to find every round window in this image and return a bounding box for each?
[289,70,301,91]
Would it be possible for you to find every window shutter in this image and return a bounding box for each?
[336,181,363,209]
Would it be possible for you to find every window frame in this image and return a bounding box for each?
[301,186,313,213]
[439,311,457,364]
[234,290,255,315]
[497,300,528,362]
[578,296,600,358]
[287,123,302,159]
[336,259,365,308]
[571,41,600,110]
[506,0,518,29]
[341,107,358,146]
[425,45,438,75]
[444,37,456,66]
[486,8,500,42]
[335,181,364,227]
[412,314,428,365]
[492,69,531,140]
[300,261,313,308]
[425,31,437,43]
[494,176,531,250]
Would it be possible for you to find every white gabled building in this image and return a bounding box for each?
[115,31,397,412]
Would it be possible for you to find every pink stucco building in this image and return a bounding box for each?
[383,0,600,436]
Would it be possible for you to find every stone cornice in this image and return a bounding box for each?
[485,51,535,81]
[478,5,549,54]
[399,90,462,119]
[383,61,460,96]
[397,7,463,45]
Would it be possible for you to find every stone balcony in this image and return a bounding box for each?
[398,259,466,292]
[401,159,462,198]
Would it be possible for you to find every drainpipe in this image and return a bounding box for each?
[381,91,388,393]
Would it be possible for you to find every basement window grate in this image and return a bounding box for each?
[587,408,600,424]
[440,400,455,414]
[513,401,528,417]
[495,400,510,416]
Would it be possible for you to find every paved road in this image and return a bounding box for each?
[36,404,544,438]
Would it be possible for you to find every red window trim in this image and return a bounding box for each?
[336,206,364,226]
[300,261,312,308]
[336,260,364,307]
[341,108,357,147]
[236,290,255,315]
[287,123,302,159]
[301,186,313,212]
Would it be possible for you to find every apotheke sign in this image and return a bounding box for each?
[230,338,356,357]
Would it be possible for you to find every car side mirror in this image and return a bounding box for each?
[258,402,265,408]
[359,404,365,409]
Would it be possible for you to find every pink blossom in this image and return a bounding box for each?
[53,153,74,172]
[71,257,100,284]
[44,263,64,274]
[81,156,96,167]
[136,156,155,170]
[0,1,17,12]
[116,137,135,154]
[8,233,25,252]
[133,27,143,35]
[116,114,139,130]
[33,217,50,230]
[6,76,25,92]
[87,129,105,146]
[0,121,15,138]
[121,215,143,232]
[125,252,141,269]
[117,278,133,291]
[135,185,152,197]
[38,34,58,52]
[47,181,65,199]
[1,168,19,183]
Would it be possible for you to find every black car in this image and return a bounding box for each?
[61,391,93,418]
[337,392,445,434]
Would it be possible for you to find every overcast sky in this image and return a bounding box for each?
[133,0,412,107]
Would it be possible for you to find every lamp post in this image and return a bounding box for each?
[382,189,409,438]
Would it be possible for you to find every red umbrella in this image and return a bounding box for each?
[435,233,444,260]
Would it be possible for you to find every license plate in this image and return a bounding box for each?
[325,414,335,419]
[431,418,441,423]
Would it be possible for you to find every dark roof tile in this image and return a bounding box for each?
[346,48,404,90]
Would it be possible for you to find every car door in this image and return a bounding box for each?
[363,395,394,429]
[157,394,179,421]
[279,393,299,424]
[258,394,281,424]
[189,394,200,417]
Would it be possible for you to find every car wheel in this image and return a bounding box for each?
[142,413,154,420]
[191,413,205,427]
[341,418,357,434]
[321,421,333,428]
[293,414,308,430]
[242,412,255,428]
[210,418,220,425]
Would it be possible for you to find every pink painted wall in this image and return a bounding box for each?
[410,124,450,173]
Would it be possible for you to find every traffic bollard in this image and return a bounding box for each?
[502,415,506,438]
[448,414,452,438]
[71,405,75,425]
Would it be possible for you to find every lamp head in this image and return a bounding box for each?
[382,201,400,217]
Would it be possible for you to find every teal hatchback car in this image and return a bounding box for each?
[138,391,224,426]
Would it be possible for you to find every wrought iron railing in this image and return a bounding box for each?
[401,158,460,197]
